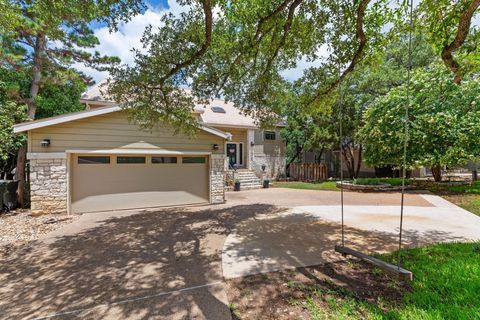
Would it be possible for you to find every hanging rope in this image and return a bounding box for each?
[338,63,345,247]
[398,0,415,269]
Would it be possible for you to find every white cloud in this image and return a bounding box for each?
[76,0,187,83]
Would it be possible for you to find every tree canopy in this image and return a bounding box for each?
[359,65,480,181]
[108,0,480,133]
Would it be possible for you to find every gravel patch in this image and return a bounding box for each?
[0,210,78,257]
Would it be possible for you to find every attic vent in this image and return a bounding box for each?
[211,106,226,113]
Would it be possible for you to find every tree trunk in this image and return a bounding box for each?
[286,142,303,176]
[342,144,360,179]
[355,144,363,178]
[431,165,442,182]
[315,147,324,164]
[16,34,45,207]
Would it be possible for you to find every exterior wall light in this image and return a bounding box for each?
[250,141,255,147]
[41,139,51,147]
[212,143,219,150]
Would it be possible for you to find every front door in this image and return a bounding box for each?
[227,143,237,168]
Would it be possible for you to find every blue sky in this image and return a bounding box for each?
[150,0,169,7]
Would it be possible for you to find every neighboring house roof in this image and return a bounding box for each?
[80,81,258,128]
[13,105,232,140]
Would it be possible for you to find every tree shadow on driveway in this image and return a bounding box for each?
[0,204,284,319]
[221,211,469,279]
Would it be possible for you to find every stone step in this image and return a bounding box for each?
[238,183,262,187]
[234,178,261,182]
[227,185,263,191]
[235,174,258,179]
[227,169,263,189]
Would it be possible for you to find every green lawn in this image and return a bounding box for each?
[295,242,480,319]
[447,181,480,194]
[272,181,339,191]
[429,181,480,216]
[444,194,480,216]
[273,178,410,191]
[460,197,480,215]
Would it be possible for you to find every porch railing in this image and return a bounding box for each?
[289,163,328,181]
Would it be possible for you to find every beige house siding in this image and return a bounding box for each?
[213,126,247,143]
[252,129,286,178]
[30,111,225,154]
[213,126,248,168]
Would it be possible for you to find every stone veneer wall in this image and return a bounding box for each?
[210,154,226,204]
[29,157,68,216]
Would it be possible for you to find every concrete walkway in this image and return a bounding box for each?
[222,191,480,278]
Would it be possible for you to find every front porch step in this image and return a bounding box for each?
[226,169,263,190]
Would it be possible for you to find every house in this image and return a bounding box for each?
[13,82,286,215]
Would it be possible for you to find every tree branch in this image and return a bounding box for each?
[262,0,303,76]
[441,0,480,84]
[253,0,293,41]
[215,0,295,94]
[311,0,371,102]
[156,0,213,89]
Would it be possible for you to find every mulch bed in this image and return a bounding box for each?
[225,257,410,319]
[0,210,78,257]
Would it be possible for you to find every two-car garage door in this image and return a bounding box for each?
[71,154,209,213]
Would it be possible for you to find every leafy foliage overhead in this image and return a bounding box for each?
[359,65,480,180]
[109,0,480,133]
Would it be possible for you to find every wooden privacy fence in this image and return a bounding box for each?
[289,163,328,181]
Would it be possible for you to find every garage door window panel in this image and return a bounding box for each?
[182,157,206,164]
[78,156,110,164]
[152,156,177,164]
[117,156,146,164]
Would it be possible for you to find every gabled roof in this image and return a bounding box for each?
[13,105,232,140]
[13,106,122,133]
[81,82,259,128]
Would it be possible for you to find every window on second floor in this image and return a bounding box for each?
[264,131,276,141]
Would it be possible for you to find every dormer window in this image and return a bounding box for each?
[211,106,226,113]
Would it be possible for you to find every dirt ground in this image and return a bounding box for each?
[225,257,409,320]
[0,210,77,257]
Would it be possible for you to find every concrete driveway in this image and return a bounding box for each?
[222,189,480,278]
[1,188,479,319]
